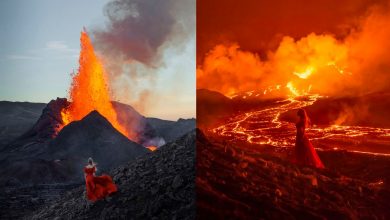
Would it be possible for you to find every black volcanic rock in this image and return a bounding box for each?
[20,98,69,140]
[0,101,46,147]
[0,183,82,219]
[27,130,196,220]
[48,110,149,173]
[197,129,389,219]
[147,117,196,143]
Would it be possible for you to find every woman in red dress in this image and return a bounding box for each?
[84,157,118,202]
[293,109,325,169]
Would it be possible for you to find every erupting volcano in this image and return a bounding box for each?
[60,30,135,140]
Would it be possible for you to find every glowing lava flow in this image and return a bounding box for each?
[60,30,135,140]
[212,93,390,157]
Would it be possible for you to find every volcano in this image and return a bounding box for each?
[0,106,149,186]
[48,110,149,171]
[0,96,195,187]
[0,98,196,219]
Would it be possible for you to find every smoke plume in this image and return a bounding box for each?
[197,1,390,97]
[94,0,174,65]
[92,0,195,115]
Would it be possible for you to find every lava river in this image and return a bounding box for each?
[213,94,390,156]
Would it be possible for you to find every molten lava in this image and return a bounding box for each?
[60,30,134,140]
[146,145,157,151]
[212,92,390,157]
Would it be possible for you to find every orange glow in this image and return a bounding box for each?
[197,33,350,98]
[146,145,158,151]
[293,67,314,79]
[60,30,135,140]
[197,4,390,98]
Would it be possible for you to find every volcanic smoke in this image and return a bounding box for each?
[197,3,390,98]
[60,30,136,140]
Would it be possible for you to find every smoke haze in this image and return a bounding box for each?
[197,0,390,97]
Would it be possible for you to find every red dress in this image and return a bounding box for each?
[84,166,117,201]
[294,121,325,169]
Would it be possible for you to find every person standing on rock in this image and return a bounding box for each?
[293,109,325,169]
[84,157,117,202]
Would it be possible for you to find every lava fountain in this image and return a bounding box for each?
[60,30,135,140]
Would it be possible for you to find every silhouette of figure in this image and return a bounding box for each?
[84,157,117,201]
[293,109,325,169]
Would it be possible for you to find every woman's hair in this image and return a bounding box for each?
[88,157,93,165]
[297,108,311,127]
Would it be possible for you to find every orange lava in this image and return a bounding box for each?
[60,30,134,140]
[146,145,158,151]
[212,92,390,157]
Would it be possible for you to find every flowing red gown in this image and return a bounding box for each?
[294,121,325,169]
[84,166,117,201]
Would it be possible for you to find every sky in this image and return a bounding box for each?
[0,0,195,120]
[197,0,388,63]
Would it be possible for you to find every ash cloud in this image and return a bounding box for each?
[93,0,193,68]
[91,0,195,117]
[94,0,174,65]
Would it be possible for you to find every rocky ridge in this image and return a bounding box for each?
[197,129,390,219]
[27,130,196,220]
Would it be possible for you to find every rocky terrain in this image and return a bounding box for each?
[197,89,283,128]
[280,92,390,128]
[25,130,195,220]
[0,108,151,219]
[0,183,81,219]
[0,110,149,186]
[147,117,196,143]
[197,130,390,219]
[0,99,195,219]
[0,101,45,147]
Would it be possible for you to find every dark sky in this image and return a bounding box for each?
[197,0,388,64]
